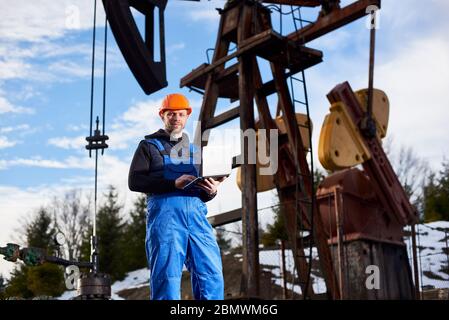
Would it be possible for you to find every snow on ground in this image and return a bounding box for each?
[404,221,449,289]
[257,221,449,295]
[57,268,150,300]
[58,290,77,300]
[259,247,326,295]
[111,268,149,293]
[57,221,449,299]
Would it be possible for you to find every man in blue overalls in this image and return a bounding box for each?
[128,93,226,300]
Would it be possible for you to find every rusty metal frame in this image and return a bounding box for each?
[179,0,385,300]
[288,0,381,44]
[102,0,168,94]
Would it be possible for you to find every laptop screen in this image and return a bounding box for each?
[201,146,232,178]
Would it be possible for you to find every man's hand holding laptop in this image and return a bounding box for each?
[175,174,227,195]
[197,176,227,195]
[175,146,231,194]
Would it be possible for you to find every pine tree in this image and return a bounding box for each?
[0,275,7,300]
[121,194,148,271]
[27,264,65,297]
[26,208,57,253]
[4,266,33,299]
[5,208,64,298]
[261,202,289,247]
[78,227,92,265]
[424,160,449,222]
[80,186,126,281]
[215,228,232,253]
[423,173,439,222]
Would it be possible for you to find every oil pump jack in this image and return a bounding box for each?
[1,0,420,300]
[176,0,418,299]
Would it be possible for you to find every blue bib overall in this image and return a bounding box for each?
[144,138,224,300]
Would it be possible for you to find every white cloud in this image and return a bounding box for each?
[303,0,449,171]
[47,94,207,152]
[0,43,123,84]
[32,43,92,59]
[0,40,118,82]
[48,60,92,78]
[47,136,85,150]
[0,124,30,134]
[121,99,163,123]
[110,96,207,149]
[0,0,104,42]
[379,0,449,35]
[189,9,220,23]
[0,59,31,80]
[0,123,42,138]
[0,136,17,149]
[66,124,89,132]
[375,36,449,167]
[178,0,223,24]
[0,151,141,277]
[310,29,351,52]
[167,42,186,54]
[0,0,126,111]
[0,96,34,114]
[15,86,40,101]
[0,156,93,170]
[108,99,163,149]
[0,184,62,276]
[53,154,136,212]
[49,99,163,151]
[44,46,124,80]
[2,0,449,279]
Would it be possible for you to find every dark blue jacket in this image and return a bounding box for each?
[128,129,216,202]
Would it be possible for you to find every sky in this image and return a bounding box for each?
[1,0,449,278]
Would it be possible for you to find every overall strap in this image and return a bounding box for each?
[146,138,197,160]
[189,143,195,159]
[145,138,169,156]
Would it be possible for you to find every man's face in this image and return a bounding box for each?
[160,109,189,134]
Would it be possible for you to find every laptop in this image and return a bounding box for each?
[182,146,232,190]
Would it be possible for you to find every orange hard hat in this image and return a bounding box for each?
[159,93,192,115]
